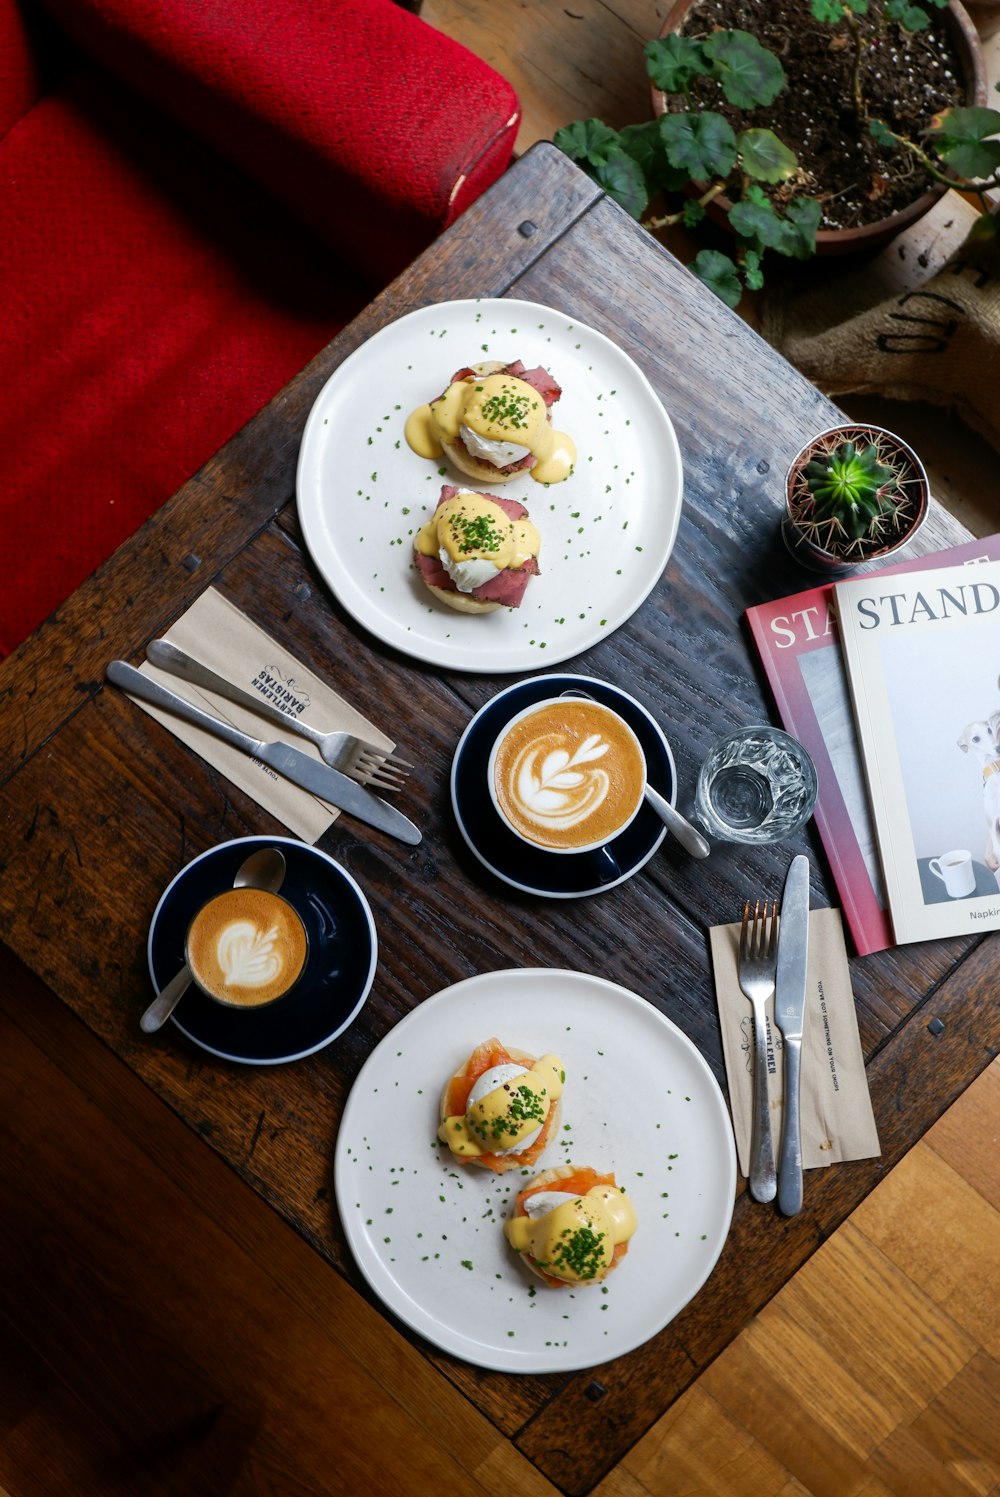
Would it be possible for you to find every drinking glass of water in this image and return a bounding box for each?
[694,726,818,844]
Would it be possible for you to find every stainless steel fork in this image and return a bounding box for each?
[145,639,411,791]
[737,899,779,1203]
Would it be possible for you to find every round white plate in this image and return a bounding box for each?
[334,969,735,1373]
[296,299,683,672]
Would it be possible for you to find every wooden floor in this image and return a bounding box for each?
[2,954,998,1497]
[4,4,1000,1494]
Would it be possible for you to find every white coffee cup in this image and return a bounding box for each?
[928,849,975,899]
[488,695,646,855]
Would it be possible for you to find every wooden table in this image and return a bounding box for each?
[2,143,997,1496]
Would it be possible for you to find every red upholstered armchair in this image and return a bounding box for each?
[0,0,519,656]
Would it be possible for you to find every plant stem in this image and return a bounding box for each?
[645,179,728,231]
[874,120,1000,193]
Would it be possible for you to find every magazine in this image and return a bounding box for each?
[746,534,1000,954]
[835,557,1000,945]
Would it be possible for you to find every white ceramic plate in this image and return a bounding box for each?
[296,299,683,672]
[334,969,735,1373]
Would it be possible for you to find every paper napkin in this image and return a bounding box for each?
[133,588,395,843]
[709,906,880,1177]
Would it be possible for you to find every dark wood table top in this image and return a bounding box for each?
[2,143,997,1495]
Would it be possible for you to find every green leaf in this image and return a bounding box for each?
[742,249,765,292]
[682,199,706,228]
[619,121,688,194]
[885,0,931,30]
[926,106,1000,179]
[869,118,897,148]
[737,128,798,183]
[728,190,786,251]
[810,0,849,22]
[777,196,823,259]
[966,211,1000,247]
[660,111,737,180]
[593,148,650,219]
[644,35,709,95]
[553,118,622,168]
[702,30,786,109]
[691,249,743,308]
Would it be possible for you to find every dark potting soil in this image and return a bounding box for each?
[676,0,968,230]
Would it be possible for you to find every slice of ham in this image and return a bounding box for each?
[445,360,562,408]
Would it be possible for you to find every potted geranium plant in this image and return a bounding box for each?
[783,423,929,569]
[554,0,998,307]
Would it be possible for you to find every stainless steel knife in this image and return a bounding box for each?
[106,660,421,846]
[774,853,810,1215]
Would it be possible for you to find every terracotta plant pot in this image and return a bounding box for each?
[651,0,988,256]
[783,423,929,571]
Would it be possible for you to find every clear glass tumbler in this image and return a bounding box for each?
[694,726,818,844]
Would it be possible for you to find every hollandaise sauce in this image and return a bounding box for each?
[405,372,576,484]
[506,1180,637,1284]
[413,490,540,591]
[438,1053,564,1160]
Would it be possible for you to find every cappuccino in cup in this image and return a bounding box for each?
[186,887,308,1008]
[489,697,646,853]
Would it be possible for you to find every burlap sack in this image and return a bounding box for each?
[762,217,1000,455]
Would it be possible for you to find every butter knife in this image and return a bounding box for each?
[774,853,810,1216]
[106,660,421,846]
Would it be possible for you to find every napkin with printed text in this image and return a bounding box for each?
[710,906,880,1177]
[131,588,395,843]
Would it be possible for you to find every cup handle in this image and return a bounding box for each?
[929,859,944,882]
[590,845,621,884]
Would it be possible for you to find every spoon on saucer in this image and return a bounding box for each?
[140,847,288,1034]
[644,783,711,860]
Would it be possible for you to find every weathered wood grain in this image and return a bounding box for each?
[1,145,998,1494]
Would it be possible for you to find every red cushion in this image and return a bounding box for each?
[38,0,520,283]
[0,0,519,655]
[0,65,368,654]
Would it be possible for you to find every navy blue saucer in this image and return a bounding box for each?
[450,674,676,898]
[147,836,377,1064]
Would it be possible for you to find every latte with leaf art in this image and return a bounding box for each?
[186,887,308,1007]
[490,698,646,852]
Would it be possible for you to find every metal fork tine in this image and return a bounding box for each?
[357,751,409,779]
[363,768,404,792]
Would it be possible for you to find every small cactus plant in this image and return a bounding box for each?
[801,440,899,541]
[784,424,928,568]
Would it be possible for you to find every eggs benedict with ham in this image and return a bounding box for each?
[505,1165,637,1286]
[405,360,575,486]
[438,1037,565,1174]
[413,485,541,613]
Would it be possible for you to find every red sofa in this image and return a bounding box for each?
[0,0,519,656]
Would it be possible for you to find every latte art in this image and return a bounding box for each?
[511,732,612,834]
[216,919,283,991]
[491,699,646,852]
[186,887,308,1008]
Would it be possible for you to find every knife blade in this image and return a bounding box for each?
[106,660,421,847]
[774,852,810,1216]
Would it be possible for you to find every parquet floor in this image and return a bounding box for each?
[3,5,999,1494]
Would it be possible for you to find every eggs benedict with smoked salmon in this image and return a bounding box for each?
[505,1165,637,1286]
[438,1038,565,1173]
[413,485,540,613]
[405,360,575,486]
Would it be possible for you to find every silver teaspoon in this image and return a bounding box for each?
[644,783,711,860]
[140,847,287,1034]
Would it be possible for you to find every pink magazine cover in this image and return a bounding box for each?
[745,534,1000,955]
